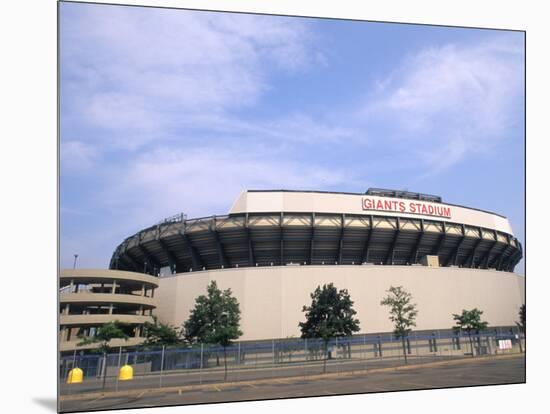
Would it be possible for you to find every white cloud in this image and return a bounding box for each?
[60,140,97,170]
[174,112,361,147]
[61,5,321,148]
[364,36,524,172]
[98,147,359,226]
[59,8,524,269]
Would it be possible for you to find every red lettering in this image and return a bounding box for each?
[363,198,451,219]
[362,198,372,209]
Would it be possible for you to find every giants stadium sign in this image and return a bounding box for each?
[362,197,452,218]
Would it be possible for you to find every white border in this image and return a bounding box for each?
[3,1,547,413]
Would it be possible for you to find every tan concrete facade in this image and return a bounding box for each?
[155,265,525,341]
[230,191,515,235]
[59,269,159,352]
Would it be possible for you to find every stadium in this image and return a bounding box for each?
[60,189,525,350]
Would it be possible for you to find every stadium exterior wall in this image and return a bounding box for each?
[230,190,514,234]
[154,265,525,341]
[109,190,523,275]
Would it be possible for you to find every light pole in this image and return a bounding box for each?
[73,254,79,269]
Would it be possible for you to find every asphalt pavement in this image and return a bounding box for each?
[59,353,525,413]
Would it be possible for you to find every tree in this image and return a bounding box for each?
[183,280,242,381]
[299,283,360,373]
[380,286,418,364]
[516,304,526,334]
[77,321,130,388]
[452,308,488,357]
[142,321,181,346]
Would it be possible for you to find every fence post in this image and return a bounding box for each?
[237,341,241,381]
[200,343,204,385]
[102,353,107,387]
[96,356,102,380]
[159,345,165,388]
[518,327,524,354]
[272,339,275,378]
[72,349,77,370]
[363,334,367,370]
[304,338,307,378]
[335,336,338,375]
[115,346,122,392]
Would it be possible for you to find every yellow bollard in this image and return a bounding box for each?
[66,367,83,384]
[118,364,133,381]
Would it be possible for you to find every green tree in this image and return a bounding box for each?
[380,286,418,364]
[142,321,181,346]
[183,280,242,381]
[77,321,130,388]
[299,283,360,373]
[516,304,526,334]
[452,308,488,357]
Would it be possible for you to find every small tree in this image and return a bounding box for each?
[77,321,130,388]
[142,321,181,346]
[380,286,418,364]
[183,280,242,381]
[299,283,360,373]
[516,304,525,334]
[452,308,488,357]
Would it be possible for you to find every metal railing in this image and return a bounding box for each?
[158,213,187,225]
[60,327,525,396]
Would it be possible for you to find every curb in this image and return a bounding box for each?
[60,353,523,402]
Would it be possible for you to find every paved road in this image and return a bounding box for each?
[61,354,458,395]
[59,354,525,413]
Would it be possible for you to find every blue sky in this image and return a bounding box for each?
[60,3,525,274]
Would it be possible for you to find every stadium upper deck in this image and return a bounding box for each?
[109,189,522,275]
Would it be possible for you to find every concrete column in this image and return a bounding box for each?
[64,304,70,315]
[112,280,117,294]
[151,288,155,298]
[141,284,146,296]
[109,304,114,315]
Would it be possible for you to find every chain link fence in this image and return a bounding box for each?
[60,327,524,395]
